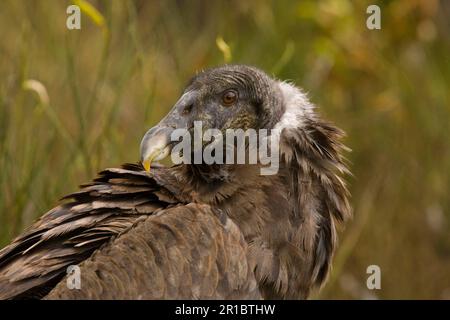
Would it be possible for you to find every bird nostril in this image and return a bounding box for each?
[182,104,193,115]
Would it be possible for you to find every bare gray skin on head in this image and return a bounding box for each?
[141,65,286,171]
[183,65,285,130]
[0,65,351,300]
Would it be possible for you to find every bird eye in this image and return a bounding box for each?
[222,90,238,106]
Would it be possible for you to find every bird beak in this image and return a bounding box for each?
[140,126,174,172]
[140,90,197,171]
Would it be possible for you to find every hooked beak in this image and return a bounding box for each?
[140,126,174,172]
[140,90,197,171]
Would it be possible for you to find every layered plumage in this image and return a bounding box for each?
[0,65,351,299]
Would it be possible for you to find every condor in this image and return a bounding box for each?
[0,65,351,299]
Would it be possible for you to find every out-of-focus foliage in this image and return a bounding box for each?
[0,0,449,299]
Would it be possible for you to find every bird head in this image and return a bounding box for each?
[140,65,286,171]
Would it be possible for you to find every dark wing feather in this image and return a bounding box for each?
[46,203,260,299]
[0,165,178,299]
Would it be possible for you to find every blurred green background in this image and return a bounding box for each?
[0,0,449,299]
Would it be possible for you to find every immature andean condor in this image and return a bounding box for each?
[0,65,351,299]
